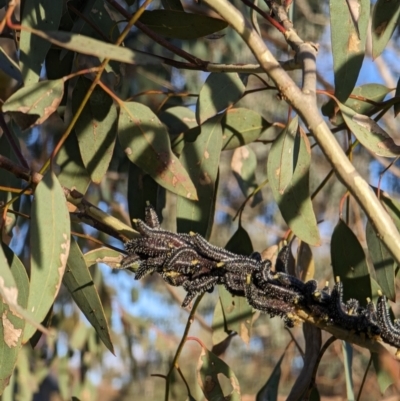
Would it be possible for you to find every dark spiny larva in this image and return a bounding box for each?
[144,203,160,229]
[181,276,220,307]
[377,294,400,349]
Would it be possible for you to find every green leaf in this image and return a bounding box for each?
[127,163,161,224]
[256,344,289,401]
[19,0,62,85]
[372,352,393,394]
[267,117,320,246]
[196,343,241,401]
[231,145,263,206]
[331,219,371,304]
[366,221,395,301]
[83,247,123,270]
[24,171,71,342]
[118,101,198,200]
[176,115,222,237]
[63,238,114,353]
[73,77,117,184]
[0,46,22,83]
[139,10,228,40]
[0,244,29,395]
[342,342,355,401]
[196,73,245,124]
[2,79,65,130]
[339,101,400,157]
[216,225,254,344]
[330,0,369,101]
[221,108,272,150]
[371,0,400,59]
[322,84,392,125]
[161,0,184,11]
[32,29,160,65]
[55,122,91,195]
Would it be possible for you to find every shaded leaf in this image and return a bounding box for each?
[212,297,230,345]
[118,101,198,200]
[222,108,272,150]
[256,343,290,401]
[267,117,320,246]
[24,171,71,342]
[330,0,369,101]
[127,163,162,225]
[322,84,392,125]
[161,0,184,11]
[296,241,315,282]
[231,145,263,206]
[331,219,371,304]
[196,342,241,401]
[339,102,400,157]
[0,46,22,82]
[73,77,117,183]
[0,244,29,395]
[2,79,64,130]
[139,10,228,40]
[19,0,62,85]
[371,0,400,59]
[395,77,400,118]
[216,225,254,344]
[55,119,91,195]
[159,106,197,136]
[366,220,395,301]
[196,73,245,125]
[372,352,393,394]
[64,238,114,353]
[176,115,222,237]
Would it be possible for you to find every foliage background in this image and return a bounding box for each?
[0,0,400,400]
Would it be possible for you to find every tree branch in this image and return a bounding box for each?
[202,0,400,265]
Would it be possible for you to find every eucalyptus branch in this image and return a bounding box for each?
[202,0,400,265]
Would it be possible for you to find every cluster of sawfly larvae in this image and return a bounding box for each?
[121,205,400,350]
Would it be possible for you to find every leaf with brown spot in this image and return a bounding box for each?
[2,79,65,130]
[118,101,198,200]
[339,102,400,157]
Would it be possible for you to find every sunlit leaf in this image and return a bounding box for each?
[118,101,198,200]
[24,171,71,342]
[267,117,320,246]
[322,84,392,125]
[366,221,395,301]
[83,247,123,269]
[73,77,117,184]
[331,219,371,304]
[19,0,62,85]
[196,341,241,400]
[176,115,222,237]
[342,342,355,401]
[231,145,263,206]
[196,73,245,124]
[139,10,228,40]
[339,102,400,157]
[0,245,29,395]
[2,79,64,130]
[222,108,272,150]
[63,238,114,353]
[330,0,369,101]
[371,0,400,59]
